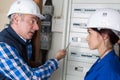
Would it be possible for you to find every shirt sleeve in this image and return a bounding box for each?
[0,42,59,80]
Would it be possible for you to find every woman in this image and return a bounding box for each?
[84,8,120,80]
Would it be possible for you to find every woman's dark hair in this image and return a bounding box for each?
[91,28,119,45]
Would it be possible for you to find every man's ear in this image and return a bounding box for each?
[12,14,20,25]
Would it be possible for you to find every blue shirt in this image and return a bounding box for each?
[0,42,58,80]
[84,50,120,80]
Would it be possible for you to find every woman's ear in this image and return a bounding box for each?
[101,33,109,40]
[118,39,120,44]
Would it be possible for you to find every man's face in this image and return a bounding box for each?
[13,14,40,40]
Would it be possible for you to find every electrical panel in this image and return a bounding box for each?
[40,0,54,50]
[40,14,52,50]
[63,0,120,80]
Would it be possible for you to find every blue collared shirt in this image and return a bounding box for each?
[0,42,58,80]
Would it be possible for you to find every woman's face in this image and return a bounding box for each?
[86,28,103,50]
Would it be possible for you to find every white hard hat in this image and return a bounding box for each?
[7,0,45,19]
[87,8,120,32]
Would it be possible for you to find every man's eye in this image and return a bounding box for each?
[32,20,35,23]
[30,19,36,24]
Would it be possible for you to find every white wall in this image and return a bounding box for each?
[45,0,69,79]
[0,0,15,31]
[47,33,64,80]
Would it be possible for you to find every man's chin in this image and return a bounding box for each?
[27,36,33,40]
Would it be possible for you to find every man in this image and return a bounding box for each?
[0,0,66,80]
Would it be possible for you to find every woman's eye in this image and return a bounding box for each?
[88,31,91,34]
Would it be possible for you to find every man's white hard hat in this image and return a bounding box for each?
[87,8,120,32]
[7,0,45,19]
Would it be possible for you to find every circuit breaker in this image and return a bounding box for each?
[63,0,120,80]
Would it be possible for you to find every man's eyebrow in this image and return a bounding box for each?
[30,16,38,19]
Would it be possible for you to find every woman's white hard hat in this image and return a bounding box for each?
[87,8,120,32]
[7,0,45,19]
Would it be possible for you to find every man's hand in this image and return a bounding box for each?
[54,49,66,61]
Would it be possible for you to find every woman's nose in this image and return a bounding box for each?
[86,35,89,41]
